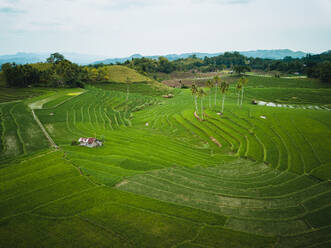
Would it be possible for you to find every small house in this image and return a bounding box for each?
[78,137,103,148]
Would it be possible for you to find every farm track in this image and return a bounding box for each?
[31,109,58,149]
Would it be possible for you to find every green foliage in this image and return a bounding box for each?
[220,81,229,94]
[50,59,84,87]
[318,60,331,83]
[0,71,7,86]
[1,63,41,87]
[2,53,85,89]
[117,51,331,83]
[233,65,251,74]
[46,52,65,64]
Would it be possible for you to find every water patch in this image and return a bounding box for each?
[266,102,277,107]
[256,101,328,110]
[257,101,267,106]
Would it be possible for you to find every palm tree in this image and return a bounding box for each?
[191,83,198,114]
[126,77,130,100]
[206,79,214,108]
[198,88,207,120]
[236,80,242,106]
[220,81,229,113]
[213,75,220,106]
[240,77,248,106]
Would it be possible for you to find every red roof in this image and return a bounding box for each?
[79,137,97,144]
[87,138,96,144]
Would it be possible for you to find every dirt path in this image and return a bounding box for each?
[31,109,58,149]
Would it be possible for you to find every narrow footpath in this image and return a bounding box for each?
[31,109,58,149]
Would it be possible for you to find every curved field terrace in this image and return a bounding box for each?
[0,75,331,248]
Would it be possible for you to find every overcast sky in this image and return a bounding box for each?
[1,0,331,57]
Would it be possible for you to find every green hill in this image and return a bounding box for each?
[103,65,152,83]
[94,65,171,96]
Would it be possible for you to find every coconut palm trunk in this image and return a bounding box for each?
[237,91,240,105]
[220,81,229,113]
[214,83,217,106]
[191,83,198,115]
[209,92,211,108]
[197,88,206,120]
[238,77,248,106]
[200,97,204,120]
[126,77,130,101]
[222,94,226,113]
[126,85,130,100]
[206,80,214,109]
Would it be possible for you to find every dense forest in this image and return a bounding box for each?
[1,51,331,88]
[0,53,110,88]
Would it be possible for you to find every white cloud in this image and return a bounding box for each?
[0,0,330,56]
[191,0,253,4]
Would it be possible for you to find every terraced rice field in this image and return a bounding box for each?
[0,76,330,247]
[0,87,47,103]
[0,101,49,161]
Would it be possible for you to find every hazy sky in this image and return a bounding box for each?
[1,0,331,57]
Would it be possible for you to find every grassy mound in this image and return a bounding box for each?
[103,65,152,83]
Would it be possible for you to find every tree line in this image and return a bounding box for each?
[107,51,331,83]
[1,53,85,88]
[1,53,114,88]
[2,51,331,88]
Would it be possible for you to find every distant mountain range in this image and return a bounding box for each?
[0,52,107,66]
[92,49,308,64]
[0,49,308,66]
[240,49,308,60]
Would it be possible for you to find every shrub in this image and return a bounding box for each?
[71,140,79,146]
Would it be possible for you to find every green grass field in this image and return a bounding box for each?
[0,73,330,247]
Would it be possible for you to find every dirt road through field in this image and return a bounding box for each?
[30,108,58,149]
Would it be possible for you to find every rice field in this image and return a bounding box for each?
[0,75,330,247]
